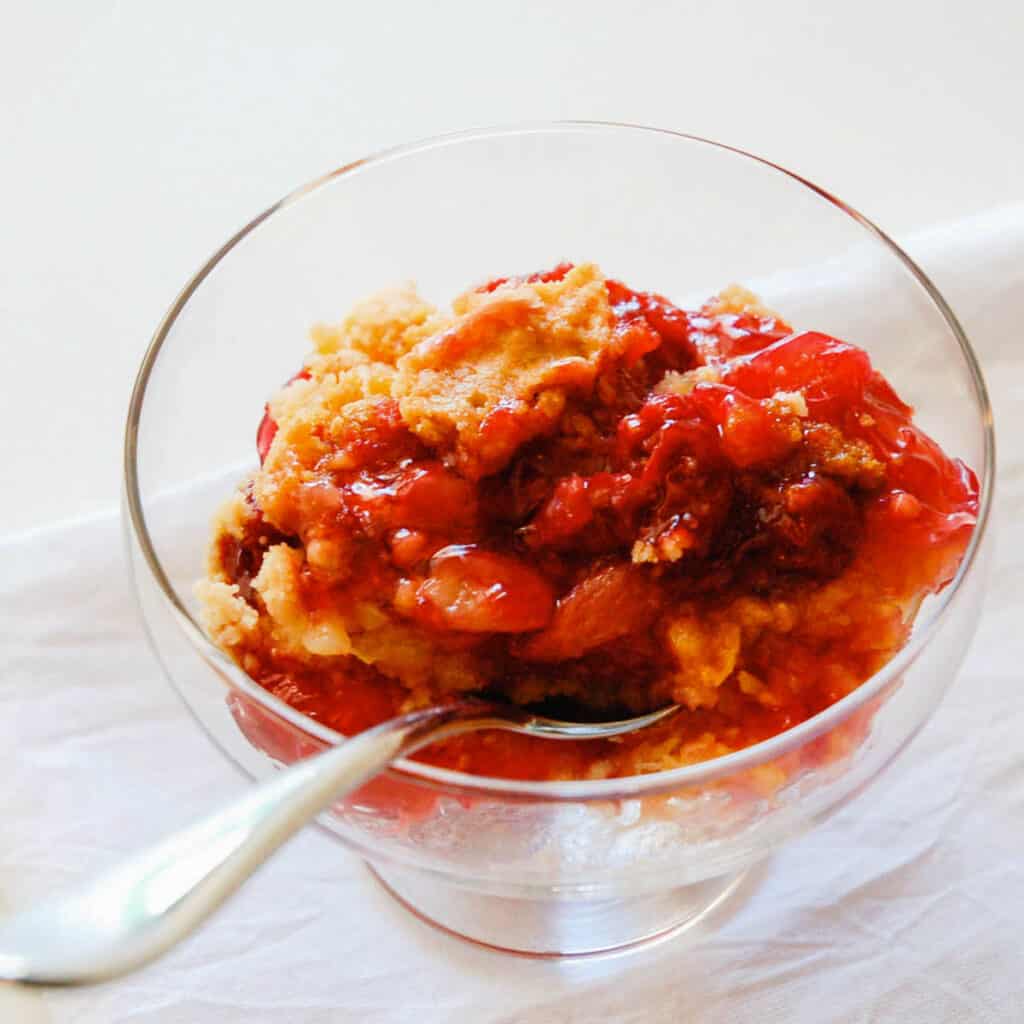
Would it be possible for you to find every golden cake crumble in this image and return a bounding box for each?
[198,262,978,781]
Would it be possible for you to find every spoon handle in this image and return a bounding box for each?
[0,702,503,987]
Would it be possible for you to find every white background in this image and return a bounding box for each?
[1,0,1022,535]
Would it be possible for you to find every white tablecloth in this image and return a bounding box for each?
[1,207,1021,1022]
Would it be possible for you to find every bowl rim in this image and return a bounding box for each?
[123,120,996,801]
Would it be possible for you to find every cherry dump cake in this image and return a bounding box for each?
[198,263,977,780]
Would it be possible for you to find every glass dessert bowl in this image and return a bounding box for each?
[124,122,994,957]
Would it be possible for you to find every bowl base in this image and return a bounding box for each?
[366,861,750,960]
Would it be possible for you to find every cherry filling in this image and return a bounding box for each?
[227,265,978,782]
[256,368,311,464]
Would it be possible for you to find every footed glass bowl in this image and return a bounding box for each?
[123,123,993,957]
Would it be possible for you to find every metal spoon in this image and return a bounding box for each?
[0,698,677,987]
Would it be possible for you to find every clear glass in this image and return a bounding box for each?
[123,123,994,957]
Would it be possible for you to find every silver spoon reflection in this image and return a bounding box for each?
[0,698,678,987]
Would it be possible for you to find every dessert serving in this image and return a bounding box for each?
[198,262,978,781]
